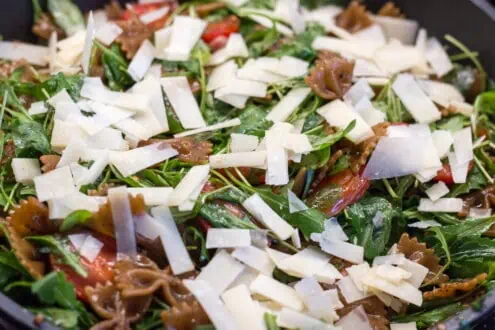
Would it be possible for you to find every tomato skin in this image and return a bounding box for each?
[309,169,370,217]
[51,232,116,302]
[202,16,240,43]
[434,162,474,184]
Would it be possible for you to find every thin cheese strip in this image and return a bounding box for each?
[196,250,245,295]
[81,83,150,112]
[232,246,275,275]
[206,229,251,249]
[128,40,156,81]
[418,198,464,213]
[82,12,95,75]
[250,274,304,311]
[267,88,311,122]
[0,41,49,66]
[175,119,241,138]
[127,188,173,206]
[222,284,266,330]
[209,151,267,169]
[95,22,122,46]
[34,166,76,202]
[163,16,207,61]
[167,165,210,206]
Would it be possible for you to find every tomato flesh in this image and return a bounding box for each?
[51,231,116,302]
[202,16,240,43]
[434,162,474,185]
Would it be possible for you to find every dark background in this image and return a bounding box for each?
[0,0,494,329]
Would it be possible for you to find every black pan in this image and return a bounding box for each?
[0,0,495,329]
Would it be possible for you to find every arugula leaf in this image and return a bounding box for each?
[34,73,83,100]
[329,154,350,175]
[347,196,399,260]
[449,165,487,197]
[0,82,30,117]
[10,119,51,157]
[0,251,30,289]
[299,146,331,169]
[300,0,345,9]
[448,237,495,277]
[392,303,465,329]
[27,235,87,277]
[309,120,355,151]
[247,26,280,57]
[475,91,495,118]
[48,0,84,36]
[183,226,210,266]
[32,0,43,22]
[264,312,281,330]
[60,210,93,232]
[431,216,495,245]
[435,115,468,132]
[28,307,79,329]
[374,81,413,123]
[270,23,326,61]
[100,43,135,91]
[199,202,258,230]
[426,227,451,284]
[234,104,272,137]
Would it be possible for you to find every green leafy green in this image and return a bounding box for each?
[347,196,399,260]
[199,202,258,230]
[264,312,281,330]
[270,23,326,61]
[60,210,93,232]
[28,307,79,328]
[273,268,299,284]
[33,73,83,100]
[431,216,495,245]
[393,303,465,329]
[99,43,135,91]
[426,227,451,284]
[435,115,468,132]
[48,0,85,36]
[10,119,51,157]
[183,226,210,266]
[247,26,280,57]
[27,236,87,277]
[449,166,487,197]
[448,237,495,277]
[234,104,272,137]
[374,80,413,123]
[32,0,43,22]
[300,0,345,9]
[309,120,355,151]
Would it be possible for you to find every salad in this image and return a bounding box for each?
[0,0,494,329]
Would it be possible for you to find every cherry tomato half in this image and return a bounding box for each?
[202,16,240,43]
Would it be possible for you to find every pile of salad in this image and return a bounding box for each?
[1,0,495,329]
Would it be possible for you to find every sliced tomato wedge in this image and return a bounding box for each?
[202,15,240,43]
[51,231,116,302]
[307,169,370,216]
[433,162,474,185]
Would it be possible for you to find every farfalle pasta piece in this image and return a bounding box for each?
[424,273,488,301]
[161,300,210,330]
[335,1,373,33]
[116,17,153,59]
[377,2,404,18]
[7,197,58,237]
[32,13,65,40]
[337,296,389,330]
[39,155,61,173]
[305,52,355,100]
[139,138,213,164]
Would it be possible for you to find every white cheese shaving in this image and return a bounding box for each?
[111,143,178,177]
[418,198,464,213]
[408,220,442,229]
[208,33,249,66]
[344,78,375,106]
[131,76,169,133]
[265,123,292,185]
[127,187,173,206]
[311,217,349,243]
[449,101,475,116]
[267,88,311,122]
[154,26,172,59]
[163,16,207,61]
[228,267,259,290]
[12,159,41,184]
[167,165,210,206]
[425,38,453,77]
[152,206,196,274]
[277,308,329,329]
[215,78,268,98]
[242,193,294,240]
[312,36,379,59]
[216,94,250,109]
[417,80,464,108]
[453,127,474,165]
[392,74,441,123]
[175,118,241,138]
[108,186,137,260]
[294,277,323,303]
[69,234,88,251]
[128,40,156,81]
[469,208,492,219]
[197,250,246,295]
[353,58,388,78]
[114,117,153,141]
[317,99,374,144]
[34,166,76,202]
[79,235,104,262]
[373,16,418,44]
[232,246,275,276]
[81,83,150,112]
[222,284,266,330]
[250,274,304,311]
[183,280,238,330]
[161,76,206,129]
[390,322,417,330]
[363,269,423,306]
[448,151,470,184]
[139,6,170,24]
[247,14,293,37]
[347,263,371,291]
[134,213,161,240]
[82,12,95,75]
[291,229,302,249]
[207,60,238,92]
[354,24,387,46]
[279,247,330,278]
[426,182,450,201]
[230,133,260,153]
[432,129,454,159]
[206,229,251,249]
[354,98,386,126]
[209,151,267,169]
[288,191,308,213]
[56,138,86,168]
[28,102,47,116]
[336,306,373,330]
[237,59,286,84]
[73,153,109,186]
[95,22,123,45]
[337,276,372,304]
[0,41,49,66]
[373,42,423,75]
[375,264,412,284]
[319,238,364,264]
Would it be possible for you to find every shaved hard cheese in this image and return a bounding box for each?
[426,182,450,201]
[56,139,86,168]
[277,56,310,78]
[305,291,340,322]
[163,16,207,61]
[353,58,388,78]
[208,33,249,66]
[69,234,88,251]
[265,123,292,185]
[161,76,206,129]
[417,80,464,107]
[85,127,128,151]
[134,213,161,240]
[34,166,76,202]
[237,59,286,84]
[178,173,209,211]
[206,229,251,249]
[354,98,386,126]
[154,26,172,58]
[207,60,238,92]
[81,83,150,112]
[453,127,474,165]
[73,154,109,186]
[139,6,170,24]
[250,274,304,311]
[311,217,349,243]
[267,88,311,122]
[114,117,153,141]
[232,246,275,275]
[197,250,245,295]
[28,102,47,116]
[222,284,266,330]
[79,235,104,262]
[344,78,375,106]
[288,191,308,214]
[319,238,364,264]
[354,24,387,46]
[363,269,423,306]
[375,264,412,284]
[209,151,267,169]
[127,187,173,206]
[12,159,41,184]
[128,40,156,81]
[215,78,267,98]
[337,276,371,304]
[392,74,441,123]
[108,187,137,260]
[294,277,324,303]
[277,308,328,329]
[183,280,238,330]
[228,266,259,290]
[152,206,195,274]
[266,248,291,269]
[251,230,269,249]
[111,143,178,177]
[373,16,418,44]
[448,152,469,184]
[131,76,169,133]
[408,220,442,229]
[373,255,428,288]
[373,43,422,75]
[175,118,241,138]
[449,101,475,116]
[432,130,454,159]
[312,36,380,59]
[0,41,49,66]
[418,198,464,213]
[279,247,330,278]
[167,165,210,206]
[283,134,312,154]
[274,0,305,34]
[425,38,453,77]
[242,194,294,240]
[95,22,123,45]
[469,208,492,219]
[317,99,374,144]
[391,323,417,330]
[216,93,249,109]
[230,133,259,153]
[248,14,293,37]
[336,306,373,330]
[291,229,301,249]
[347,263,371,291]
[82,12,95,75]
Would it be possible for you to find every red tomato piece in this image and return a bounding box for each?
[202,16,240,43]
[51,231,117,302]
[434,162,474,185]
[120,3,163,20]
